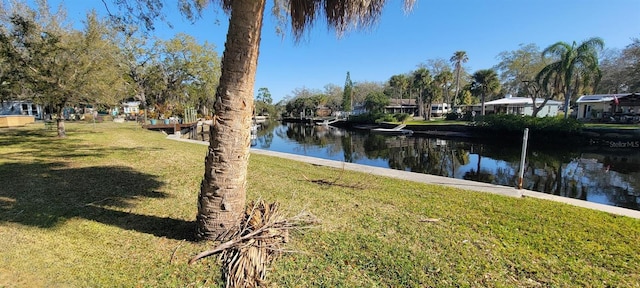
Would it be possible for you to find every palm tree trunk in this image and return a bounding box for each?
[563,72,580,119]
[563,86,572,119]
[453,67,461,107]
[443,85,449,109]
[481,93,486,116]
[196,0,266,241]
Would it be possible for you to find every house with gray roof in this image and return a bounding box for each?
[483,95,562,117]
[576,93,639,122]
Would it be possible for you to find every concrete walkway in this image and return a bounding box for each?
[169,135,640,219]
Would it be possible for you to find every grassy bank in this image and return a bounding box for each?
[1,122,639,287]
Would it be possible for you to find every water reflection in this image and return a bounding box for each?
[246,122,639,211]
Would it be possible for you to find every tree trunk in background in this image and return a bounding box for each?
[418,89,424,119]
[196,0,265,241]
[140,90,147,124]
[56,107,66,138]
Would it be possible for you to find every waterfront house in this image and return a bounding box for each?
[576,93,640,122]
[385,99,417,115]
[122,101,141,116]
[483,95,561,117]
[383,100,451,117]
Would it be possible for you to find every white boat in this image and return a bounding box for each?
[252,115,268,123]
[371,124,413,135]
[314,117,342,126]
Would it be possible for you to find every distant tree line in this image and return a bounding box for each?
[282,36,640,121]
[0,1,221,137]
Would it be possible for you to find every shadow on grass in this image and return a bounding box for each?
[0,128,56,147]
[0,162,194,241]
[0,128,164,163]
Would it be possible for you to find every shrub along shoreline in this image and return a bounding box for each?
[1,122,639,287]
[362,114,640,145]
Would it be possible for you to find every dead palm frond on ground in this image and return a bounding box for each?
[189,201,319,287]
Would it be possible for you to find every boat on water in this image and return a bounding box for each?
[252,115,268,123]
[314,117,345,126]
[370,124,413,136]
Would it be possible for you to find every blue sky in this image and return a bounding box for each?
[33,0,640,102]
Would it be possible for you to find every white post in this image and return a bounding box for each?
[518,128,529,189]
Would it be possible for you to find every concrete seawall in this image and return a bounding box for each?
[168,135,640,219]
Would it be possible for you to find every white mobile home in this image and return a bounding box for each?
[430,103,450,117]
[483,96,562,117]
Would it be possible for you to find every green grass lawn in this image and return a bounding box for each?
[1,121,639,287]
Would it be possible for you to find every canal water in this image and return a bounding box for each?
[201,121,640,211]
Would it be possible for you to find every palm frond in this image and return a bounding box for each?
[289,0,415,41]
[577,37,604,53]
[541,41,570,59]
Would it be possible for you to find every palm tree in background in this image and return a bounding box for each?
[434,70,453,109]
[537,37,604,119]
[389,74,410,113]
[470,69,500,116]
[450,51,468,108]
[412,67,431,119]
